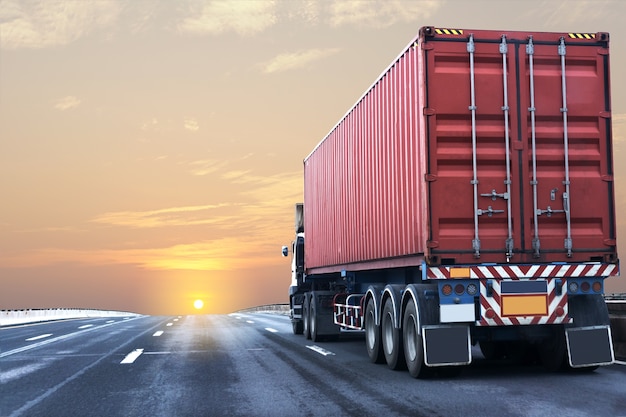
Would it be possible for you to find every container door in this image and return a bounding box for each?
[423,29,615,265]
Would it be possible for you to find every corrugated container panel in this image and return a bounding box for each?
[304,44,424,271]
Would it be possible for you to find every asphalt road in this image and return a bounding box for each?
[1,313,625,417]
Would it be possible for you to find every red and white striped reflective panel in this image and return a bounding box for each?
[477,278,571,326]
[427,263,618,280]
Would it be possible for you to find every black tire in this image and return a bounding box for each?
[382,298,405,370]
[292,320,304,335]
[310,296,320,342]
[403,299,429,378]
[303,294,311,340]
[478,340,506,360]
[539,327,567,372]
[365,298,384,364]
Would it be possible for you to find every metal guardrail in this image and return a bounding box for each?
[605,293,626,301]
[236,304,290,315]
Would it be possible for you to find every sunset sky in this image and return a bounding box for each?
[1,0,626,315]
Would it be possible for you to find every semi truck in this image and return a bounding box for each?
[282,26,618,377]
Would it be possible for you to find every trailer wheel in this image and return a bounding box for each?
[365,298,384,364]
[539,326,567,372]
[403,299,428,378]
[382,298,405,370]
[478,340,506,360]
[303,293,311,340]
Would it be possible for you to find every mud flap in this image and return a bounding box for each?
[565,325,614,367]
[423,325,472,366]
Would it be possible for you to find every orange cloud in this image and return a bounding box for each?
[91,204,238,229]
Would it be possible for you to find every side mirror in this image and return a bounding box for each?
[281,246,289,257]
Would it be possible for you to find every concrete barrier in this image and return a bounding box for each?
[0,308,140,327]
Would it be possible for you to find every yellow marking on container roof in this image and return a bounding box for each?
[435,28,464,36]
[568,33,595,39]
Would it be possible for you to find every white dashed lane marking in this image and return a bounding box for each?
[25,334,53,342]
[120,349,144,364]
[78,325,93,329]
[306,345,336,356]
[153,331,164,337]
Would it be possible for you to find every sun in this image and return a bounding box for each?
[193,299,204,310]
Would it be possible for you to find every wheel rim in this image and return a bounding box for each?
[406,314,417,362]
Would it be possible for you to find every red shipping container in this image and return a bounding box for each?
[304,27,616,274]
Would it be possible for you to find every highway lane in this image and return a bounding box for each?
[1,313,626,417]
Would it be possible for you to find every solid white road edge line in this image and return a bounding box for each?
[153,331,164,337]
[120,348,144,364]
[306,345,336,356]
[25,334,53,341]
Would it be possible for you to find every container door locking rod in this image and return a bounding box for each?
[500,35,514,261]
[559,37,573,257]
[468,34,480,258]
[527,37,541,258]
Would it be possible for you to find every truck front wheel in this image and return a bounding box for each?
[365,298,384,363]
[292,320,304,335]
